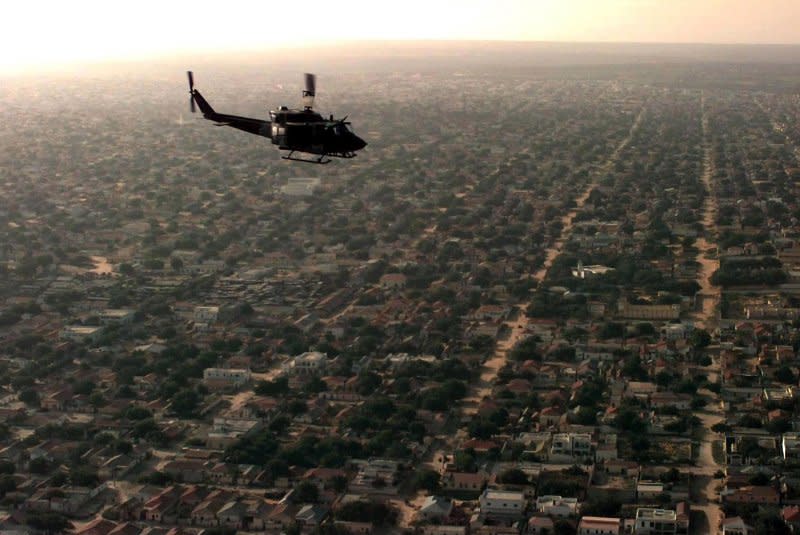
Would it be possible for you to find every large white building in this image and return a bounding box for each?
[550,433,593,461]
[203,368,251,388]
[535,495,579,518]
[634,508,678,535]
[283,351,328,376]
[281,177,321,197]
[478,489,526,519]
[59,325,102,342]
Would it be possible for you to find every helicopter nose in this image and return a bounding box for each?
[352,135,367,151]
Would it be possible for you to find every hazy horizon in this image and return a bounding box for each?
[5,40,800,80]
[5,0,800,74]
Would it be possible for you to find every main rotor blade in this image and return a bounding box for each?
[190,95,196,114]
[187,71,194,91]
[304,73,316,96]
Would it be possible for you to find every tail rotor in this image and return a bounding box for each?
[187,71,196,113]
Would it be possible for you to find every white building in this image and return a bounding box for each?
[721,517,754,535]
[572,261,616,279]
[634,508,678,535]
[577,517,621,535]
[283,351,328,376]
[281,177,321,197]
[782,432,800,461]
[535,496,579,518]
[550,433,593,461]
[478,489,526,519]
[203,368,251,388]
[99,308,135,325]
[194,306,219,323]
[59,325,102,342]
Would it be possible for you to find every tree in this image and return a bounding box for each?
[413,469,440,492]
[19,388,39,405]
[615,408,647,433]
[0,474,16,496]
[468,419,498,439]
[170,388,200,418]
[293,480,320,503]
[711,422,731,434]
[498,468,528,485]
[336,501,397,526]
[775,365,797,384]
[508,336,541,362]
[690,329,712,350]
[29,458,51,475]
[26,513,72,535]
[255,377,289,396]
[0,460,15,475]
[170,256,184,272]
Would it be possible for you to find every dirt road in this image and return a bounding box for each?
[690,91,720,330]
[461,103,647,416]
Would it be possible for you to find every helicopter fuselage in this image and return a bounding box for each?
[269,107,366,157]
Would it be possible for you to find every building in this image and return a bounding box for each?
[349,459,401,495]
[577,517,621,535]
[572,261,615,279]
[634,508,677,535]
[782,432,800,461]
[194,306,219,323]
[723,485,779,505]
[535,496,578,518]
[617,301,680,321]
[636,481,665,503]
[721,517,754,535]
[550,433,593,461]
[59,325,102,342]
[99,308,136,325]
[280,177,321,197]
[203,368,251,389]
[206,418,261,449]
[282,351,328,376]
[478,489,526,519]
[418,496,453,522]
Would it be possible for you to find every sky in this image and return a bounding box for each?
[4,0,800,73]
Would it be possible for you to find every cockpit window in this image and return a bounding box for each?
[332,124,352,136]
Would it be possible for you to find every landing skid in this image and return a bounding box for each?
[281,150,357,164]
[282,151,332,164]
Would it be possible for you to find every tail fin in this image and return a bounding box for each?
[192,90,216,116]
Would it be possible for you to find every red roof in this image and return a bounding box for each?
[783,505,800,522]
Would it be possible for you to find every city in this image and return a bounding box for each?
[1,47,800,535]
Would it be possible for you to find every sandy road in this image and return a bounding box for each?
[690,91,721,330]
[687,92,725,534]
[460,103,648,417]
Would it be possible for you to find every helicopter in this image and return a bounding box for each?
[187,71,367,164]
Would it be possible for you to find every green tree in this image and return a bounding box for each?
[26,513,72,534]
[170,388,200,418]
[293,480,320,503]
[690,329,712,349]
[19,388,39,405]
[498,468,528,485]
[413,469,441,492]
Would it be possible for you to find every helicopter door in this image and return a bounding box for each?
[311,124,325,154]
[272,124,287,147]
